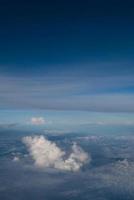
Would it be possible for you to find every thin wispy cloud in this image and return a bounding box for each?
[0,72,134,112]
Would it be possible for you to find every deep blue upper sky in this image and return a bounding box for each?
[0,0,134,75]
[0,0,134,114]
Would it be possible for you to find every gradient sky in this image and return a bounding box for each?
[0,0,134,130]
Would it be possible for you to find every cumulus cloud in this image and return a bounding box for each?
[30,117,45,125]
[22,135,90,171]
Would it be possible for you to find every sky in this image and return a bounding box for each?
[0,0,134,131]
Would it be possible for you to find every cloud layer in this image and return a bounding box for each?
[0,74,134,112]
[22,135,90,171]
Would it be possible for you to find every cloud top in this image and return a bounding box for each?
[22,135,90,171]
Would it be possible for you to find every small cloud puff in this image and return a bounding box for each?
[30,117,45,125]
[13,156,20,162]
[22,135,90,172]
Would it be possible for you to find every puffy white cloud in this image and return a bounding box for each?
[22,135,90,171]
[30,117,45,125]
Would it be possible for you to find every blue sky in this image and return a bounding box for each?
[0,0,134,131]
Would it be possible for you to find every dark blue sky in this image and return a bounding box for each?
[0,0,134,115]
[0,0,134,75]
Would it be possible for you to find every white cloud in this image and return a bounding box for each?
[13,156,20,162]
[22,135,90,171]
[30,117,45,125]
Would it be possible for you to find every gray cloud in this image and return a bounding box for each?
[0,75,134,112]
[0,123,18,129]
